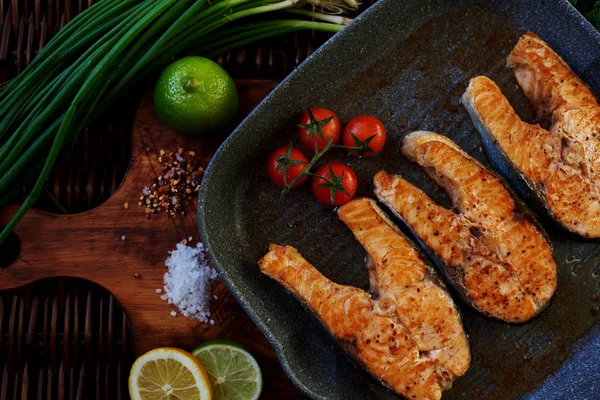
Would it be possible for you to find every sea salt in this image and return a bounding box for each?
[160,242,218,322]
[170,310,177,317]
[121,235,126,241]
[156,288,162,294]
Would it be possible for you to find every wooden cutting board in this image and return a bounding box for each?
[0,79,306,398]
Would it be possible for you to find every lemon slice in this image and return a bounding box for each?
[129,347,212,400]
[192,340,262,400]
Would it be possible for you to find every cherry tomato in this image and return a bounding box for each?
[267,146,309,188]
[342,115,387,158]
[298,108,341,153]
[312,163,358,205]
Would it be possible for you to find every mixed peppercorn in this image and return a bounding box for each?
[136,148,203,218]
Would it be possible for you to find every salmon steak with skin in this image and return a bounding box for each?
[259,199,470,400]
[337,198,470,379]
[374,132,557,323]
[462,32,600,238]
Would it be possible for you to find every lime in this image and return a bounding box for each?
[192,339,262,400]
[154,56,239,136]
[129,347,212,400]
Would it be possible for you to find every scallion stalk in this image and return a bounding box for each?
[0,0,355,243]
[285,8,352,24]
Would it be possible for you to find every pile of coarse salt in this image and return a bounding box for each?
[160,241,218,323]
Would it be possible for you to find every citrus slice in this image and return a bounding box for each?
[192,339,262,400]
[129,347,212,400]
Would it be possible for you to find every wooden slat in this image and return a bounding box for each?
[10,0,17,33]
[0,280,134,398]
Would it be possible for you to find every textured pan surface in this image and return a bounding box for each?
[198,0,600,398]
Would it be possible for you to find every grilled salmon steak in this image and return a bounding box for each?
[259,198,470,400]
[338,198,470,377]
[462,32,600,238]
[374,132,557,323]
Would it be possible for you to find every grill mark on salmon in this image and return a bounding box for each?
[259,198,471,399]
[462,32,600,238]
[373,132,557,323]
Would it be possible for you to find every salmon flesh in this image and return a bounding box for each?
[259,198,470,400]
[374,132,557,323]
[462,32,600,238]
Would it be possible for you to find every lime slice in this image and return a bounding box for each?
[192,339,262,400]
[129,347,212,400]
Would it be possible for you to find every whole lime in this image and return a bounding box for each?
[154,56,239,136]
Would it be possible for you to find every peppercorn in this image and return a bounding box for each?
[137,148,203,218]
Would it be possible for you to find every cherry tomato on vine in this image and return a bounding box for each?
[342,115,387,158]
[312,163,358,205]
[267,145,309,188]
[298,108,341,153]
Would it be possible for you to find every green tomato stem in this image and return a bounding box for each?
[281,138,334,196]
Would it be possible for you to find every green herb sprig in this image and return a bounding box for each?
[0,0,359,243]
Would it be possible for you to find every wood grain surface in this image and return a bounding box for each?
[0,79,307,399]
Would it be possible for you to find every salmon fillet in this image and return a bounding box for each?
[259,199,471,399]
[373,132,557,323]
[462,32,600,238]
[338,198,470,378]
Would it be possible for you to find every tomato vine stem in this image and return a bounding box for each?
[281,111,378,195]
[280,136,334,196]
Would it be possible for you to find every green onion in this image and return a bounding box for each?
[285,8,352,24]
[43,188,69,215]
[0,0,356,243]
[197,20,343,57]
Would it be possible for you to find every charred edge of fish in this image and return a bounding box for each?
[368,199,458,296]
[264,274,389,388]
[464,142,554,246]
[372,195,473,314]
[403,129,550,241]
[376,173,554,322]
[341,198,468,330]
[259,254,413,395]
[461,93,570,238]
